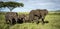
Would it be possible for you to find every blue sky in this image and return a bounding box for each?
[0,0,60,12]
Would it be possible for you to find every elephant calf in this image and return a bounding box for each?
[17,14,26,23]
[18,14,30,23]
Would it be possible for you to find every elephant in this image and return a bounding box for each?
[18,14,30,23]
[24,15,30,23]
[5,12,18,25]
[17,14,26,23]
[29,9,48,24]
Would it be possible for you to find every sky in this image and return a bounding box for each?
[0,0,60,12]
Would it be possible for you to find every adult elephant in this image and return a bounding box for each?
[29,9,48,24]
[5,12,18,25]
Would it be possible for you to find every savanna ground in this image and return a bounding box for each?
[0,12,60,29]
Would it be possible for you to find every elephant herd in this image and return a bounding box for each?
[5,9,48,25]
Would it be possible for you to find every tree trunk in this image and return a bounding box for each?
[9,8,13,12]
[10,10,12,12]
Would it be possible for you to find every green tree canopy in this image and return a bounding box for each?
[0,1,24,12]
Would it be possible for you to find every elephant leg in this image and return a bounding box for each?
[9,19,12,25]
[36,19,40,24]
[41,16,45,24]
[32,20,35,23]
[15,18,18,24]
[23,18,25,23]
[36,21,39,24]
[33,19,39,24]
[35,16,39,24]
[42,18,45,23]
[29,17,33,23]
[29,14,34,23]
[6,19,9,24]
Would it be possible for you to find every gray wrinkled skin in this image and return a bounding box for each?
[29,9,48,24]
[5,12,18,25]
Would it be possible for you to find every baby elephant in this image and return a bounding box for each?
[18,14,30,23]
[18,14,26,23]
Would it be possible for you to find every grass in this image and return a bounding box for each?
[0,14,8,29]
[0,12,60,29]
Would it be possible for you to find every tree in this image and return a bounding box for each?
[0,1,4,11]
[0,1,24,12]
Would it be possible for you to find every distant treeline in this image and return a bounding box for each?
[0,12,60,15]
[48,12,60,15]
[0,12,6,15]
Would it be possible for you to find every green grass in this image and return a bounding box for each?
[0,14,9,29]
[0,12,60,29]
